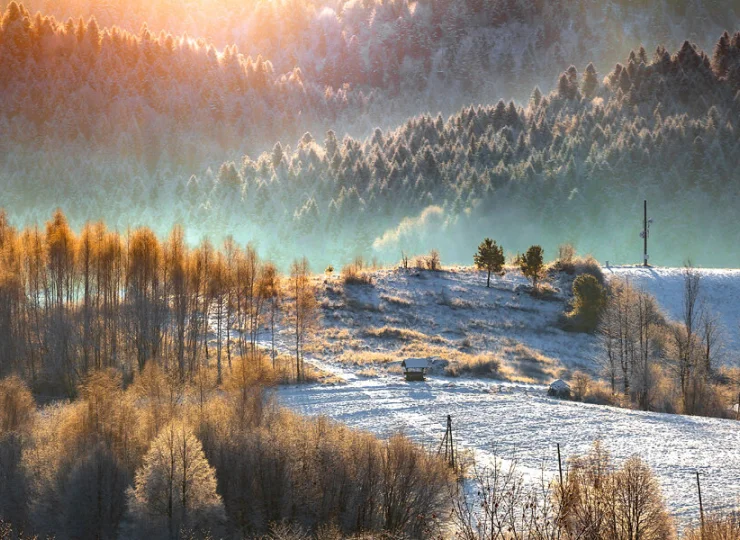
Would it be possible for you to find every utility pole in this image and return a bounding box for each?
[640,200,653,267]
[644,200,648,267]
[557,443,564,486]
[438,415,455,470]
[696,471,705,536]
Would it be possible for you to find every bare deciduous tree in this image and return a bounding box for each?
[289,258,319,381]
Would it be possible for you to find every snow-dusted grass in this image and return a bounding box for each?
[272,264,740,529]
[278,360,740,527]
[316,266,597,382]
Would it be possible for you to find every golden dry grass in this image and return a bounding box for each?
[357,367,380,378]
[498,343,562,383]
[362,326,428,341]
[379,293,413,307]
[337,350,397,365]
[445,353,511,378]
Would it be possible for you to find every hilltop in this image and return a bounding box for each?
[302,264,740,385]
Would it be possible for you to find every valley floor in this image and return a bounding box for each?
[278,357,740,528]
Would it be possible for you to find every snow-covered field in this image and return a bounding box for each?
[278,358,740,527]
[272,266,740,528]
[317,266,599,378]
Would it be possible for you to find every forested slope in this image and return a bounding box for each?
[2,2,740,266]
[171,35,740,266]
[6,0,736,116]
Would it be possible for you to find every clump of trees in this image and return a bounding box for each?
[452,441,675,540]
[597,266,728,416]
[0,368,454,539]
[0,209,320,395]
[558,442,674,540]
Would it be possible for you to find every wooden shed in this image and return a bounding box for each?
[401,358,428,381]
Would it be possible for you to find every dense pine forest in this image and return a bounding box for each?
[1,2,740,266]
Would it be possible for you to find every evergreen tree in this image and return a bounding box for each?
[582,62,598,98]
[520,245,545,290]
[473,238,505,287]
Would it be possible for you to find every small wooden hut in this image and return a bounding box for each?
[401,358,428,381]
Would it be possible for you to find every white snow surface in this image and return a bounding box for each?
[269,266,740,529]
[278,359,740,527]
[605,266,740,357]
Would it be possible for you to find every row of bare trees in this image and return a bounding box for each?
[0,209,319,394]
[452,442,675,540]
[598,266,725,415]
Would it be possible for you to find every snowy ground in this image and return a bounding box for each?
[317,266,599,379]
[278,358,740,528]
[269,266,740,529]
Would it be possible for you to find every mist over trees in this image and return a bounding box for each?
[6,0,735,115]
[181,35,740,267]
[2,1,740,266]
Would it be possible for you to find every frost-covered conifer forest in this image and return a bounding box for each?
[2,0,740,538]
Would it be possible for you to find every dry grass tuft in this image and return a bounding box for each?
[380,294,412,307]
[499,343,562,383]
[445,354,506,378]
[438,289,474,309]
[362,326,427,341]
[337,351,396,365]
[357,367,380,378]
[341,257,373,285]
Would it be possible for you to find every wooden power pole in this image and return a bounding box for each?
[696,471,705,536]
[439,415,455,470]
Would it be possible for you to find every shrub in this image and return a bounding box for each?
[342,257,372,285]
[426,249,441,271]
[557,243,576,267]
[570,371,592,400]
[566,274,607,333]
[445,354,501,378]
[572,255,604,283]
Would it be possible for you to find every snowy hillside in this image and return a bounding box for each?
[606,266,740,357]
[274,265,740,528]
[315,266,600,381]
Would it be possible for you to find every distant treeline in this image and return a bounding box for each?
[191,35,740,266]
